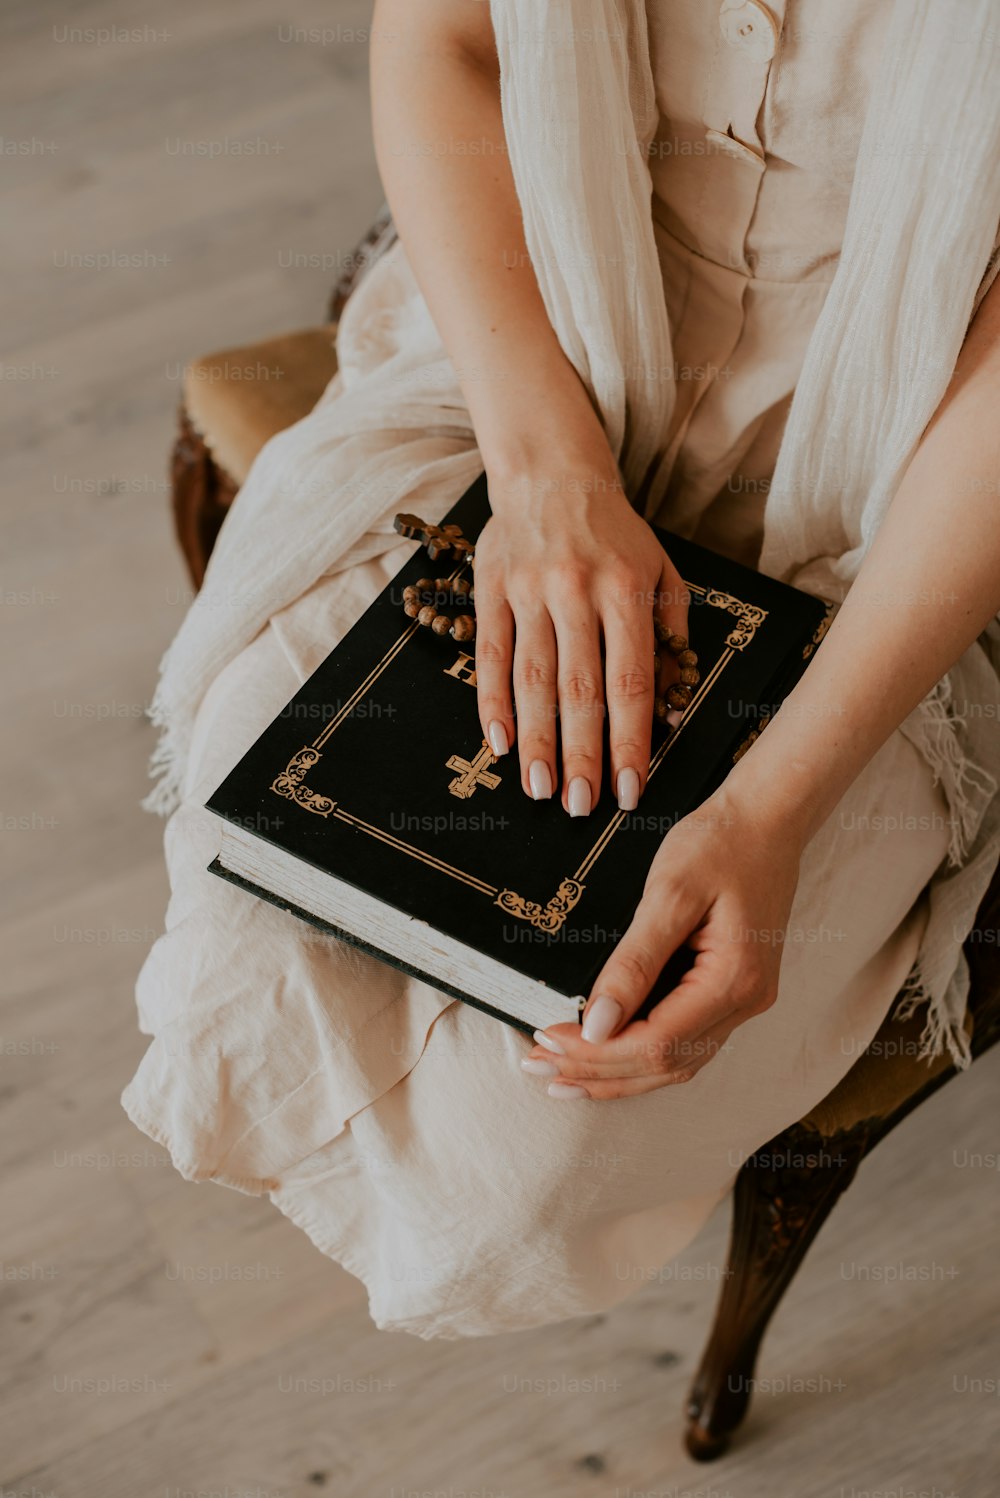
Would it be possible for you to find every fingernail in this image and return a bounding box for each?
[548,1082,588,1100]
[666,708,684,728]
[488,720,509,756]
[533,1029,566,1055]
[529,760,553,800]
[568,776,591,817]
[616,767,640,812]
[582,994,622,1045]
[521,1058,559,1077]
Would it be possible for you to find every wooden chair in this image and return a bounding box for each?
[171,206,395,588]
[169,209,1000,1460]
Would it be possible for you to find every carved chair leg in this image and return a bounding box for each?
[171,405,239,590]
[684,1124,870,1461]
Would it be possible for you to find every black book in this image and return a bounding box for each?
[206,475,831,1034]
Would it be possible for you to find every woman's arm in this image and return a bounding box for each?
[371,1,595,477]
[528,273,1000,1098]
[729,272,1000,845]
[371,1,690,816]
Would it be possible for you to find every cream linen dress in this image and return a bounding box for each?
[123,0,958,1339]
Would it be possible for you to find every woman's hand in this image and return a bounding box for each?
[374,0,689,813]
[522,788,805,1098]
[473,453,689,815]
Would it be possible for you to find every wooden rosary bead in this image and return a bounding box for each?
[434,577,453,592]
[415,578,434,594]
[677,648,698,668]
[653,620,672,645]
[666,684,692,710]
[417,605,438,627]
[666,634,688,656]
[451,614,476,642]
[403,599,422,618]
[431,614,453,636]
[654,697,669,724]
[679,667,700,686]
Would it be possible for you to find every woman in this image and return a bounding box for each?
[124,0,1000,1338]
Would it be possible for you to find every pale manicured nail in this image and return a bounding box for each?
[521,1058,559,1078]
[567,776,591,817]
[616,767,640,812]
[533,1029,566,1055]
[666,708,684,728]
[582,994,622,1045]
[548,1082,588,1100]
[488,720,509,757]
[528,760,553,800]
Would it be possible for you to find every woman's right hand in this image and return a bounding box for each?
[472,450,690,816]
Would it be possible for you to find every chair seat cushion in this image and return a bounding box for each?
[183,326,340,488]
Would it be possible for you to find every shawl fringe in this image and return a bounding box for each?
[893,963,973,1073]
[908,676,998,868]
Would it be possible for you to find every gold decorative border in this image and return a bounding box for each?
[271,747,336,817]
[694,584,768,650]
[732,714,771,765]
[802,602,837,660]
[267,564,767,933]
[496,878,586,933]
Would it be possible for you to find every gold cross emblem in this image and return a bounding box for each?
[446,740,501,800]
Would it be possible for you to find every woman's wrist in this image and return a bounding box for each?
[476,360,616,500]
[484,453,623,517]
[482,428,624,524]
[711,749,822,857]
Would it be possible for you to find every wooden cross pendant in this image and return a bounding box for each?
[394,512,475,567]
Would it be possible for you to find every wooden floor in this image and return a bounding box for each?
[2,1,999,1494]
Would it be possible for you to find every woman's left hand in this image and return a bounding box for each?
[524,786,806,1100]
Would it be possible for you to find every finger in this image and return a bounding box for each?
[568,922,753,1070]
[574,868,708,1043]
[526,1006,740,1084]
[511,603,558,800]
[602,597,655,812]
[549,910,769,1081]
[552,605,604,817]
[652,1010,741,1077]
[528,959,719,1076]
[474,576,516,759]
[540,1038,728,1101]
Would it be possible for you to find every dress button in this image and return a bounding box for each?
[719,0,779,62]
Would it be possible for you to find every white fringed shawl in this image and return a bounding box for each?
[145,0,1000,1066]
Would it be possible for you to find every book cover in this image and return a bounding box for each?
[206,475,832,1026]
